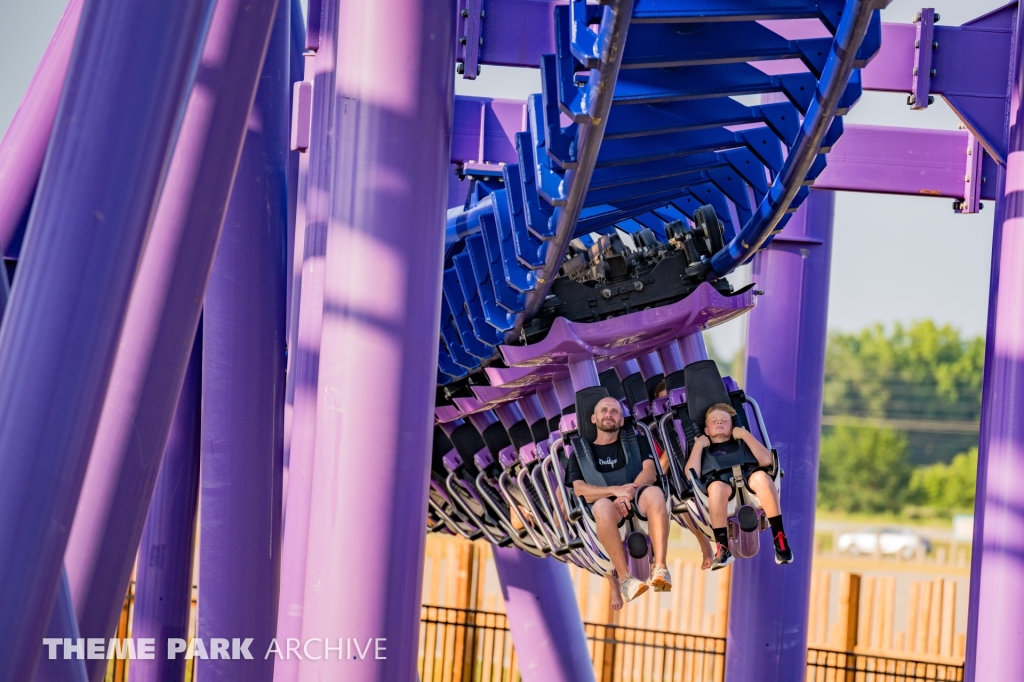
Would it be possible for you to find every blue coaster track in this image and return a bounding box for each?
[439,0,887,386]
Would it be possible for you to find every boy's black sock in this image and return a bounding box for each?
[713,527,729,549]
[768,515,787,548]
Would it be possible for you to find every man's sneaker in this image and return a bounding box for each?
[711,544,733,571]
[620,575,649,602]
[774,532,794,565]
[649,565,672,592]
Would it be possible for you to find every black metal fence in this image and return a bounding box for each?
[806,649,965,682]
[419,606,726,682]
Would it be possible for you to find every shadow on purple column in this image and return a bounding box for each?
[129,330,202,682]
[0,0,210,676]
[493,548,596,682]
[197,0,290,679]
[726,190,835,682]
[293,1,455,680]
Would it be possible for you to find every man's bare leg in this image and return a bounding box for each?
[592,499,630,580]
[639,487,669,568]
[607,573,624,611]
[683,514,714,570]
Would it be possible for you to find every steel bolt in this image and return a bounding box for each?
[633,280,644,292]
[601,288,612,299]
[456,63,465,74]
[461,8,469,17]
[459,36,467,44]
[930,68,936,77]
[928,96,935,104]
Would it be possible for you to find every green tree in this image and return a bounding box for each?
[908,447,978,512]
[823,321,984,464]
[818,422,911,514]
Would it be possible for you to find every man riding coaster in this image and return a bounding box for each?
[685,402,793,570]
[564,396,672,607]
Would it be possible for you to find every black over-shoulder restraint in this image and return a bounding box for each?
[571,385,644,487]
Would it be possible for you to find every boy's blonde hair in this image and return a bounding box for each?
[705,403,736,422]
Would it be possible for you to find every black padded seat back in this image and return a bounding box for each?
[451,422,485,459]
[529,418,550,444]
[684,360,731,424]
[574,386,611,444]
[599,369,626,402]
[644,373,665,401]
[481,421,511,456]
[621,373,648,411]
[547,415,561,434]
[665,369,686,393]
[448,423,483,476]
[507,419,534,451]
[432,426,455,477]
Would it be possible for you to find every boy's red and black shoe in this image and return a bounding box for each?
[774,531,794,565]
[711,544,733,571]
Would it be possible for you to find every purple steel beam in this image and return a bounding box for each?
[0,0,83,258]
[275,13,336,682]
[493,546,596,682]
[294,0,454,678]
[451,96,527,165]
[446,94,1000,202]
[658,340,684,375]
[197,0,290,679]
[965,4,1024,675]
[815,124,998,200]
[0,0,211,676]
[56,0,283,677]
[35,568,87,682]
[861,9,1015,163]
[727,190,835,682]
[128,331,202,682]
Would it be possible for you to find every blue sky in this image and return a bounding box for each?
[0,0,1008,357]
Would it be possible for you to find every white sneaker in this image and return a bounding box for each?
[650,565,672,592]
[620,575,649,602]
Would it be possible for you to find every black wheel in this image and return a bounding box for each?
[693,204,725,255]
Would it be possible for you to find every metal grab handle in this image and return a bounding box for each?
[445,472,506,546]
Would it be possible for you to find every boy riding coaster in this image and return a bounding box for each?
[685,402,793,570]
[564,396,672,606]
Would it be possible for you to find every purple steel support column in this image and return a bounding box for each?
[495,362,598,682]
[492,546,596,682]
[677,332,709,365]
[517,395,545,427]
[657,341,684,375]
[128,331,202,682]
[0,0,211,676]
[537,387,562,420]
[965,7,1024,675]
[274,5,336,680]
[614,359,641,381]
[637,352,663,381]
[726,190,835,682]
[57,0,282,676]
[553,377,577,410]
[197,0,289,679]
[0,0,83,257]
[494,402,524,429]
[294,0,454,679]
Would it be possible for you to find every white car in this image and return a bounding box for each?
[836,528,931,559]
